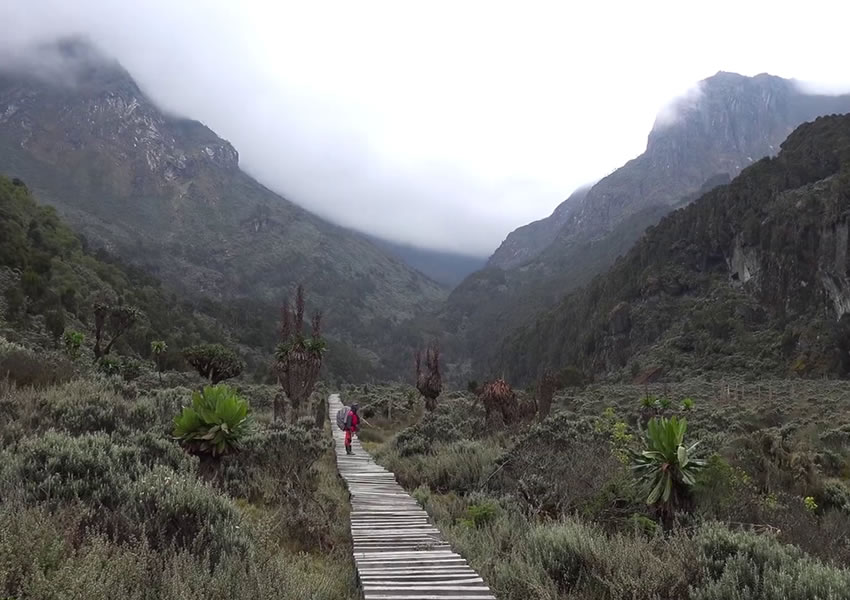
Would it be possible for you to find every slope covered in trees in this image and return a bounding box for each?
[441,73,850,380]
[0,175,237,363]
[493,113,850,383]
[0,39,445,378]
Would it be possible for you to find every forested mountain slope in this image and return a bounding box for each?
[0,39,445,377]
[0,174,240,365]
[493,114,850,383]
[442,73,850,377]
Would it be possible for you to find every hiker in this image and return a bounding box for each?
[344,403,360,455]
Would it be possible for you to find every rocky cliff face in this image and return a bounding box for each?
[441,72,850,379]
[0,39,446,376]
[487,186,589,269]
[493,114,850,383]
[551,72,850,252]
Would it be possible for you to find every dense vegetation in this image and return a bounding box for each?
[494,114,850,384]
[0,175,259,370]
[0,174,380,382]
[0,340,356,599]
[5,44,850,600]
[0,47,445,380]
[0,169,362,595]
[352,380,850,599]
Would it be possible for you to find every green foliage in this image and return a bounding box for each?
[97,356,122,377]
[183,344,244,384]
[682,397,695,411]
[123,465,251,561]
[632,416,706,508]
[219,423,327,501]
[63,329,84,359]
[460,500,500,529]
[0,355,356,598]
[690,523,850,600]
[392,397,485,457]
[380,439,501,494]
[150,340,167,377]
[0,431,149,508]
[173,385,252,457]
[641,395,659,410]
[0,175,251,376]
[804,496,818,512]
[364,381,850,599]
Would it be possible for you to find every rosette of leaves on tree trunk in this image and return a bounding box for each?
[183,343,244,384]
[415,344,441,411]
[481,378,519,426]
[151,340,167,382]
[92,301,141,358]
[631,415,706,526]
[536,368,558,422]
[275,285,326,424]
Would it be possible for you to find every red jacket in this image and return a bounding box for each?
[345,410,359,432]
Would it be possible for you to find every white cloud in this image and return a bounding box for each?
[1,0,850,255]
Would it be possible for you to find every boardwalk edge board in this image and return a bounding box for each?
[329,394,497,600]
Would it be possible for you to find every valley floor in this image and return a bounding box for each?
[344,380,850,600]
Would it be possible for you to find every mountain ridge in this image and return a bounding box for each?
[0,39,445,377]
[491,113,850,383]
[439,71,850,379]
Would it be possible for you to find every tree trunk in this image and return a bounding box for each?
[314,394,327,429]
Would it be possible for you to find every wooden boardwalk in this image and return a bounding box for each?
[329,394,496,600]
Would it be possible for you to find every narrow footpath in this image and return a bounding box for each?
[329,394,496,600]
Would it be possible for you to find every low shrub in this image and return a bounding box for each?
[691,523,850,599]
[124,465,250,562]
[821,479,850,514]
[0,500,357,600]
[44,379,125,434]
[461,500,500,529]
[494,413,635,518]
[0,338,75,387]
[382,439,501,493]
[0,431,141,508]
[98,356,122,377]
[0,379,163,438]
[219,423,328,502]
[393,397,486,456]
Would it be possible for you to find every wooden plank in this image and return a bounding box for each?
[329,394,496,600]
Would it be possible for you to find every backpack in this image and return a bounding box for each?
[335,407,347,431]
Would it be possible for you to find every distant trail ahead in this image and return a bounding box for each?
[329,394,496,600]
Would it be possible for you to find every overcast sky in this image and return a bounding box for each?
[2,1,850,256]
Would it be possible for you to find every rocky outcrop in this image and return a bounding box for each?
[0,39,446,378]
[444,72,850,379]
[488,186,590,269]
[552,73,850,252]
[493,114,850,383]
[609,302,631,334]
